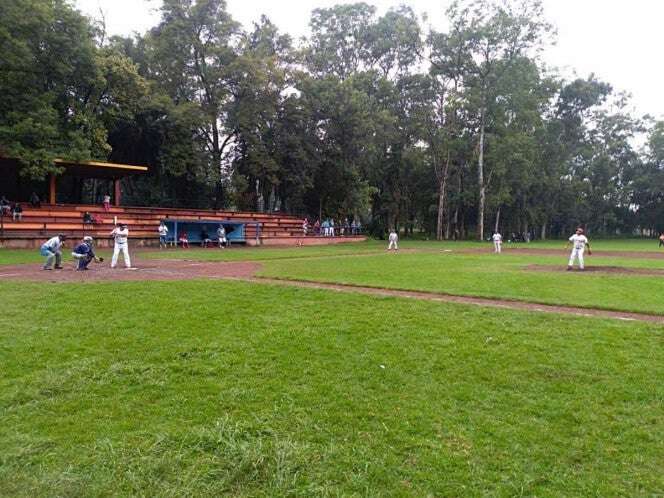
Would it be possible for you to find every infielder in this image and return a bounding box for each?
[71,236,102,270]
[387,229,399,251]
[492,231,503,253]
[40,234,66,270]
[110,223,131,268]
[566,227,591,271]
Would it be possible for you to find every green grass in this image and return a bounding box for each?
[260,251,664,315]
[1,280,662,496]
[2,238,663,266]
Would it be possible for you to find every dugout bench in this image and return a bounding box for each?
[163,219,261,246]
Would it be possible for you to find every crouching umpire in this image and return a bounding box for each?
[71,236,103,270]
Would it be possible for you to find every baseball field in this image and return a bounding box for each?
[1,239,662,497]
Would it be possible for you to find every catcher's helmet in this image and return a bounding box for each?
[83,236,94,242]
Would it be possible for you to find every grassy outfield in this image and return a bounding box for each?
[1,280,662,497]
[260,252,664,315]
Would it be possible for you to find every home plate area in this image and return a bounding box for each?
[0,259,261,282]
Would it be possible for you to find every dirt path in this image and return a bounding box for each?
[0,259,260,282]
[526,264,664,276]
[248,277,664,325]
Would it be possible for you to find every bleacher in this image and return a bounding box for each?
[0,204,366,248]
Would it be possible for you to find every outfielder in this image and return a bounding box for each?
[110,223,131,268]
[387,229,399,251]
[566,227,591,271]
[492,231,503,253]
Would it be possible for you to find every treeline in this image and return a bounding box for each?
[1,0,663,238]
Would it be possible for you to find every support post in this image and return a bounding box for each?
[49,174,56,204]
[114,179,121,206]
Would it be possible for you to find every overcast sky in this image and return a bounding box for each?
[75,0,663,120]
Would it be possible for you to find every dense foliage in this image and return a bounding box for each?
[1,0,663,238]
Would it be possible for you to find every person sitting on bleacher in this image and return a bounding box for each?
[82,211,94,225]
[30,191,41,208]
[0,196,10,216]
[179,231,189,248]
[12,203,22,221]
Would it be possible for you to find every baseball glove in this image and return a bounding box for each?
[98,257,105,262]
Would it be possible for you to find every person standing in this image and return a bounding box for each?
[40,234,66,270]
[110,223,131,268]
[158,221,169,249]
[659,233,664,248]
[102,193,111,212]
[30,191,41,208]
[565,227,591,271]
[216,224,227,248]
[492,231,503,253]
[387,229,399,251]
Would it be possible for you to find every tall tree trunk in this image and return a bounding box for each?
[436,151,451,241]
[212,121,223,209]
[494,206,501,233]
[477,109,486,241]
[540,222,547,240]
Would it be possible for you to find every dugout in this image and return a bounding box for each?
[163,219,261,245]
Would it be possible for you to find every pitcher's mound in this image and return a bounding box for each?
[525,264,664,276]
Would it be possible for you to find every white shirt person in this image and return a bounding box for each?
[566,228,591,271]
[110,224,131,268]
[388,230,399,251]
[492,232,503,253]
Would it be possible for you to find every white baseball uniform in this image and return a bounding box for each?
[492,233,503,253]
[568,234,588,269]
[388,231,398,250]
[111,227,131,268]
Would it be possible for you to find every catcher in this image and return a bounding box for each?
[72,236,103,271]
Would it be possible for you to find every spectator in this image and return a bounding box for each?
[12,203,22,221]
[158,221,169,249]
[351,219,357,235]
[314,219,320,236]
[302,218,309,236]
[82,211,94,225]
[659,233,664,248]
[30,192,41,208]
[178,231,189,248]
[354,220,362,235]
[201,227,211,248]
[0,196,10,216]
[40,234,66,270]
[102,193,111,212]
